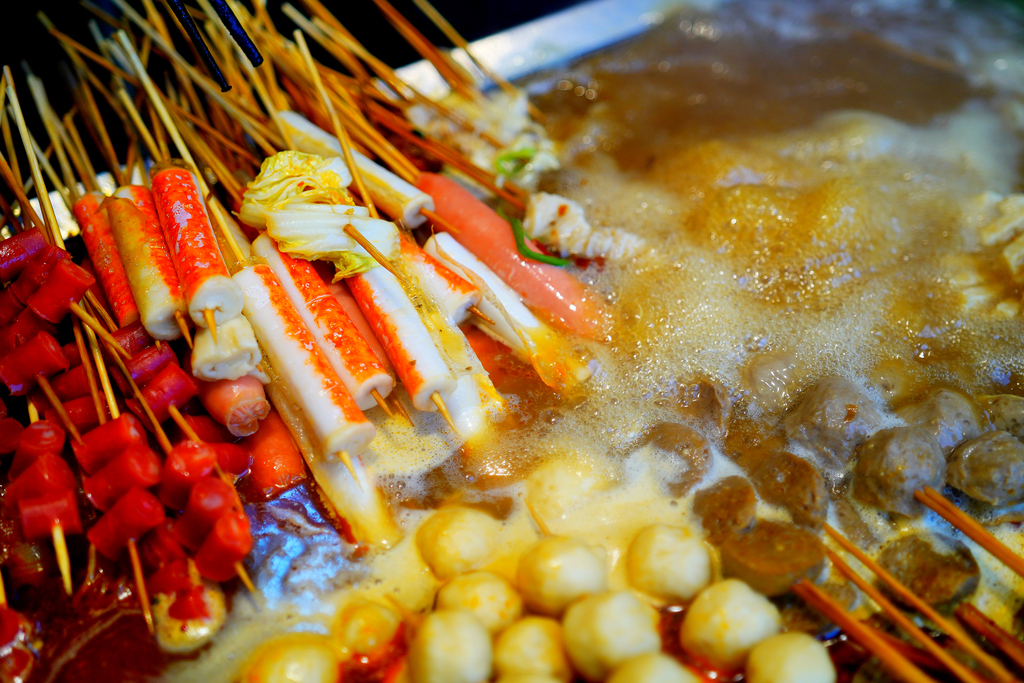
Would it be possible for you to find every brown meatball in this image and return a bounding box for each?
[947,431,1024,506]
[692,476,757,544]
[877,533,979,606]
[676,378,731,436]
[897,388,982,455]
[719,521,826,596]
[645,422,712,496]
[852,427,945,517]
[784,377,885,467]
[751,451,827,529]
[978,394,1024,440]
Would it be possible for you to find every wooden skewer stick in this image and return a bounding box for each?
[73,318,106,426]
[825,523,1015,683]
[916,487,1024,579]
[431,391,458,432]
[127,538,154,634]
[52,523,73,596]
[371,388,394,418]
[85,291,118,333]
[83,323,120,420]
[36,375,83,445]
[525,498,552,536]
[175,311,194,349]
[390,393,413,425]
[337,450,362,490]
[104,340,173,455]
[116,87,161,160]
[956,602,1024,672]
[793,580,938,683]
[468,306,495,326]
[203,309,219,345]
[70,302,131,359]
[827,550,988,683]
[342,224,401,278]
[420,207,458,233]
[0,567,6,606]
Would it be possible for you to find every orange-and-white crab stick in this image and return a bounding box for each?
[105,186,191,344]
[252,234,394,413]
[400,236,485,325]
[150,161,244,342]
[71,192,140,329]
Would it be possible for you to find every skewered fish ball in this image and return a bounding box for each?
[607,652,701,683]
[415,507,501,580]
[436,571,523,634]
[627,524,711,601]
[746,632,836,683]
[494,616,573,682]
[407,610,493,683]
[334,600,401,660]
[517,537,608,616]
[562,591,661,681]
[239,635,341,683]
[679,579,782,671]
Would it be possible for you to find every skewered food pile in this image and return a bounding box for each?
[5,0,1024,682]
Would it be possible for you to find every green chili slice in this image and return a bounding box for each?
[499,208,571,267]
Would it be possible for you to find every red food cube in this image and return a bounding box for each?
[72,413,147,475]
[0,228,46,282]
[0,332,69,395]
[0,287,25,327]
[63,342,82,370]
[0,417,25,456]
[86,488,166,560]
[27,259,96,323]
[44,396,108,434]
[48,365,92,402]
[173,414,234,445]
[83,443,162,511]
[111,342,177,396]
[173,477,237,550]
[9,420,65,479]
[168,585,210,621]
[147,556,194,596]
[194,512,252,582]
[158,441,218,510]
[140,519,187,573]
[10,246,70,304]
[0,309,58,356]
[4,453,77,511]
[212,442,252,476]
[111,321,154,358]
[18,490,82,541]
[127,363,198,425]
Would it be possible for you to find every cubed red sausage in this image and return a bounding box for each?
[0,228,46,282]
[111,322,154,358]
[86,488,165,560]
[0,332,69,395]
[72,413,147,475]
[174,477,237,550]
[172,414,234,445]
[27,259,96,323]
[212,442,251,476]
[111,342,177,395]
[44,396,108,434]
[4,453,77,511]
[158,441,218,510]
[140,519,187,573]
[48,365,92,402]
[18,490,82,541]
[194,511,252,582]
[127,363,197,425]
[63,342,82,370]
[9,420,65,479]
[169,585,210,620]
[83,443,162,511]
[0,418,25,456]
[0,309,58,356]
[147,556,194,596]
[0,288,25,327]
[10,246,69,304]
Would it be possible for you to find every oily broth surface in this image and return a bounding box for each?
[167,2,1024,679]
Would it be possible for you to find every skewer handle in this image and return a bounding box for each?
[52,523,73,596]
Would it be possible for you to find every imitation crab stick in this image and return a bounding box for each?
[322,276,394,376]
[416,173,607,338]
[150,162,243,329]
[252,235,393,411]
[107,188,188,341]
[195,372,270,438]
[400,237,481,324]
[234,264,375,460]
[190,316,261,381]
[72,192,140,328]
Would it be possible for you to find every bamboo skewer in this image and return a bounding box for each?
[431,390,458,433]
[73,318,106,427]
[70,302,130,359]
[37,375,84,445]
[127,538,154,634]
[370,388,394,418]
[956,603,1024,672]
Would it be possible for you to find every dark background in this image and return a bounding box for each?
[0,0,578,170]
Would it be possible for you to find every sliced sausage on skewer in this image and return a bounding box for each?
[252,234,393,412]
[195,371,270,438]
[150,162,244,338]
[72,191,140,328]
[106,188,190,342]
[234,264,375,468]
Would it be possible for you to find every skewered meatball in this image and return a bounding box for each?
[693,476,757,544]
[897,388,982,454]
[719,521,826,596]
[436,571,523,634]
[675,377,731,436]
[746,632,836,683]
[239,635,341,683]
[852,427,945,517]
[494,617,572,682]
[517,537,607,616]
[334,601,401,660]
[645,422,712,497]
[679,579,782,671]
[626,524,711,601]
[562,591,661,681]
[407,610,492,683]
[877,533,979,606]
[526,458,610,524]
[607,652,701,683]
[978,394,1024,440]
[947,431,1024,506]
[784,377,884,467]
[751,451,827,529]
[415,507,501,580]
